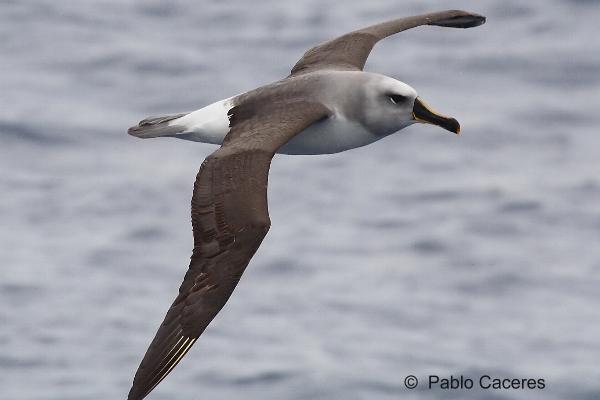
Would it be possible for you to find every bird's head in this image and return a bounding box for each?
[359,74,460,136]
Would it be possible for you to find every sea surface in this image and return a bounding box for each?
[1,1,600,399]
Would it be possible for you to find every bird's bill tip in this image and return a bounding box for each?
[412,97,460,135]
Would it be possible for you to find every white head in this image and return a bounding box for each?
[356,73,460,137]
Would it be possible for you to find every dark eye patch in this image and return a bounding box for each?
[389,94,408,104]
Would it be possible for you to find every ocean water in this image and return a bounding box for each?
[1,0,600,399]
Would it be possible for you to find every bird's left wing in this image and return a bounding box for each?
[127,100,330,400]
[290,9,485,75]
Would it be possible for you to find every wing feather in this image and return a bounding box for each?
[127,101,330,400]
[290,9,485,75]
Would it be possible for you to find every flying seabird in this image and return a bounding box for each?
[126,10,485,399]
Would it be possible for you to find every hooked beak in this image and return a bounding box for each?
[412,97,460,134]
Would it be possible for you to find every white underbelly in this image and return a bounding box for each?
[279,116,379,155]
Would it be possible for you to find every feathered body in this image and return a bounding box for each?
[128,71,418,154]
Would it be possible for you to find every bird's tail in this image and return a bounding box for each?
[127,113,189,138]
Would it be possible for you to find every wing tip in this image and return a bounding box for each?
[429,10,486,29]
[127,335,198,400]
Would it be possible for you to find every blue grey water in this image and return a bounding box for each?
[1,0,600,399]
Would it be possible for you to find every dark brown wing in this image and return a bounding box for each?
[127,101,330,400]
[290,10,485,75]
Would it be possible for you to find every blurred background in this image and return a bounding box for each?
[1,0,600,399]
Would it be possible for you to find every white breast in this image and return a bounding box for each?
[279,115,379,155]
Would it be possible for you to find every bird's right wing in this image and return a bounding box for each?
[127,100,330,400]
[290,9,485,75]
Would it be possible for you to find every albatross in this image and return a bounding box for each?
[126,10,485,399]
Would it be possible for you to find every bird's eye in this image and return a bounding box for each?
[389,94,408,105]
